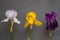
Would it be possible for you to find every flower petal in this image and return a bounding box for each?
[24,22,29,28]
[5,10,17,18]
[14,17,21,24]
[34,19,42,26]
[1,18,9,22]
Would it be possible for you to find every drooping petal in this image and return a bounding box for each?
[34,19,42,26]
[1,18,9,22]
[14,17,21,24]
[24,22,29,28]
[46,20,58,31]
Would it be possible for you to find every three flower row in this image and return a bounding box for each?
[1,10,58,40]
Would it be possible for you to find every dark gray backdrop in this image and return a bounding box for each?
[0,0,60,40]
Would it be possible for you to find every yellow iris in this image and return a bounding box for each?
[24,11,42,28]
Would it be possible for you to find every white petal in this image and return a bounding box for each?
[12,10,17,17]
[5,10,17,18]
[14,18,21,24]
[1,18,9,22]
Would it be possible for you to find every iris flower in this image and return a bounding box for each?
[1,10,21,40]
[24,11,42,28]
[24,11,42,40]
[1,10,20,24]
[45,11,58,40]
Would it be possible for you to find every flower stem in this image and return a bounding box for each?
[28,25,32,40]
[49,31,52,40]
[10,19,14,40]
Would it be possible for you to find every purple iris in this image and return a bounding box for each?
[45,11,58,31]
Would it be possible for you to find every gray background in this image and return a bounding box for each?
[0,0,60,40]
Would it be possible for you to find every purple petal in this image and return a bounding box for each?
[46,20,58,31]
[45,13,51,21]
[50,11,57,21]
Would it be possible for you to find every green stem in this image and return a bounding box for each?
[10,19,14,40]
[28,25,32,40]
[49,31,52,40]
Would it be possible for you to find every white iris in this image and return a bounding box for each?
[1,10,21,24]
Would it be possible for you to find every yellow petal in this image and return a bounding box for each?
[26,11,36,21]
[24,22,29,28]
[28,18,33,24]
[34,19,42,26]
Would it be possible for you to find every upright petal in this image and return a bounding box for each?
[14,17,21,24]
[50,11,57,21]
[1,18,9,22]
[45,13,51,22]
[5,10,17,18]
